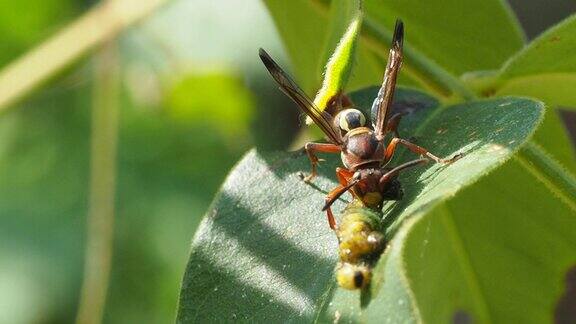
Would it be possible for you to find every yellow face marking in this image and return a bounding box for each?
[363,192,382,207]
[346,127,371,137]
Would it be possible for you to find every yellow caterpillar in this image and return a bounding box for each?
[334,200,386,290]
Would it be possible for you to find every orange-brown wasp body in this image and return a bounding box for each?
[259,20,461,230]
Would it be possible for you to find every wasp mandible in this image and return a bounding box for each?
[259,20,461,230]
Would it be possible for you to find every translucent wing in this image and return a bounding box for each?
[372,19,404,139]
[259,48,343,145]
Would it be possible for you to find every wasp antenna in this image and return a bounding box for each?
[392,19,404,49]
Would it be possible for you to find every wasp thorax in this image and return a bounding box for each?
[336,108,366,132]
[336,262,372,290]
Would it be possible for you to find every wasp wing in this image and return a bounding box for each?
[372,19,404,139]
[259,48,343,145]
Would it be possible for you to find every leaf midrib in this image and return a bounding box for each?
[438,204,492,324]
[516,142,576,212]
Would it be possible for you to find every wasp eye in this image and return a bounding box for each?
[338,109,366,132]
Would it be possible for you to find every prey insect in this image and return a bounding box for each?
[336,158,431,290]
[259,20,461,230]
[334,195,387,290]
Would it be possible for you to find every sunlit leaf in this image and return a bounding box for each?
[490,14,576,112]
[386,160,576,323]
[468,15,576,174]
[500,15,576,79]
[363,0,525,75]
[177,87,544,322]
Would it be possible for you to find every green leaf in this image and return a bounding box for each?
[500,15,576,78]
[496,74,576,109]
[528,109,576,176]
[516,142,576,211]
[362,158,576,323]
[463,64,576,177]
[465,16,576,175]
[177,87,544,322]
[331,0,523,99]
[494,14,576,111]
[261,0,329,92]
[264,0,524,100]
[362,0,525,74]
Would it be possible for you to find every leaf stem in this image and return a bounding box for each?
[516,141,576,211]
[308,0,476,101]
[76,41,119,324]
[0,0,168,112]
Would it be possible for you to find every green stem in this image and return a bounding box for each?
[76,41,119,324]
[309,0,476,101]
[516,141,576,211]
[0,0,168,112]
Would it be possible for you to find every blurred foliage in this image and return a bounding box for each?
[0,0,293,323]
[0,0,575,323]
[0,67,254,323]
[0,0,79,63]
[167,72,254,139]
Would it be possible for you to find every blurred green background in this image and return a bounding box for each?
[0,0,573,323]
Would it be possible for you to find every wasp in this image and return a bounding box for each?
[259,20,461,231]
[333,158,431,289]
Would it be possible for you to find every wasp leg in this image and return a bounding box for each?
[336,167,354,185]
[301,142,341,182]
[385,112,406,138]
[379,158,429,187]
[322,179,360,230]
[384,137,463,164]
[336,167,360,199]
[326,207,337,231]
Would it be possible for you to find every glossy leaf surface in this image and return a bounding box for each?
[177,87,544,322]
